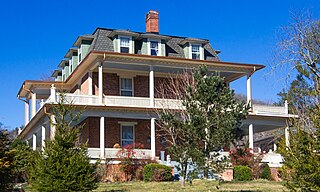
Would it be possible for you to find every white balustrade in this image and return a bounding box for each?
[88,148,152,159]
[104,96,151,107]
[252,104,287,115]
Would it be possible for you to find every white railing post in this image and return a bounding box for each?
[41,126,46,151]
[50,84,56,103]
[249,124,254,153]
[24,100,29,126]
[32,133,37,151]
[149,65,154,107]
[100,117,105,159]
[285,126,290,147]
[151,118,156,158]
[284,100,288,114]
[51,114,56,139]
[31,92,37,118]
[98,63,103,105]
[246,74,252,109]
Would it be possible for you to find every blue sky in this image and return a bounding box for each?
[0,0,319,130]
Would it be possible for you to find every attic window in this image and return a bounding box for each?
[119,36,132,53]
[148,39,161,56]
[190,44,203,60]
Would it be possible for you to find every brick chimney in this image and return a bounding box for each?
[146,10,159,33]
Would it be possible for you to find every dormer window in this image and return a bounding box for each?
[119,36,132,53]
[148,39,161,56]
[190,44,203,60]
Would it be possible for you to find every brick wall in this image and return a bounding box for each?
[92,72,120,96]
[134,75,149,97]
[70,84,78,94]
[80,73,89,94]
[79,117,168,157]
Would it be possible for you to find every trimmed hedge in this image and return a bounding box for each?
[260,163,272,180]
[234,166,252,181]
[143,163,173,182]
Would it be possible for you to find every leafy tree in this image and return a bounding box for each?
[28,94,99,192]
[274,11,320,191]
[0,125,15,191]
[159,66,248,185]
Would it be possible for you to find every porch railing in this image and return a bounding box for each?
[45,93,288,115]
[88,148,152,159]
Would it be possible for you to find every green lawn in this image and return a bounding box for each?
[22,180,287,192]
[94,180,288,192]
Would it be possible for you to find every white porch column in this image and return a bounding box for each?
[285,126,290,147]
[149,66,154,107]
[88,71,93,95]
[50,114,56,139]
[248,124,254,152]
[24,100,29,126]
[32,133,37,151]
[50,84,56,103]
[98,63,103,104]
[100,117,105,159]
[31,92,37,118]
[284,100,288,114]
[246,74,252,109]
[151,118,156,158]
[41,126,46,150]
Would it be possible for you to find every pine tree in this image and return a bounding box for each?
[29,94,98,192]
[159,66,248,184]
[0,125,15,192]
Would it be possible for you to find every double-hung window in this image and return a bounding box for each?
[119,37,131,53]
[150,41,159,56]
[191,44,201,60]
[121,125,134,147]
[120,78,133,96]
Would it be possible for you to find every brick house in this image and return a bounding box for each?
[17,10,293,162]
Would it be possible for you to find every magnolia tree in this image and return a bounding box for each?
[157,66,248,185]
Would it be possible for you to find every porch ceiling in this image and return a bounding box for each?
[241,115,288,134]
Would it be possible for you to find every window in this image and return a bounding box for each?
[150,41,159,56]
[121,125,134,147]
[191,44,201,60]
[119,37,131,53]
[120,78,133,96]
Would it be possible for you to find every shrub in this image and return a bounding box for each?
[135,166,144,181]
[233,166,252,181]
[143,164,173,182]
[260,163,271,180]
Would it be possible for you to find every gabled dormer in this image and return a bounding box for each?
[73,35,93,64]
[64,48,78,75]
[52,69,62,81]
[58,60,70,81]
[108,30,139,54]
[139,33,170,56]
[180,38,209,60]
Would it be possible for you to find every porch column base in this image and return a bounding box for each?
[249,124,254,153]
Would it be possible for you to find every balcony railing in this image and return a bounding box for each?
[45,93,288,116]
[88,148,152,159]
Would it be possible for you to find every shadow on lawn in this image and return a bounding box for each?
[101,190,126,192]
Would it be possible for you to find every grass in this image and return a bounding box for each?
[94,179,288,192]
[22,179,288,192]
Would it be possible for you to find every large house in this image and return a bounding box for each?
[17,10,292,162]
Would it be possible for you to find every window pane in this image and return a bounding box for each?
[151,49,158,56]
[151,41,158,49]
[122,140,133,147]
[120,37,130,47]
[120,47,129,53]
[192,45,200,52]
[121,78,132,90]
[192,53,200,60]
[121,90,132,96]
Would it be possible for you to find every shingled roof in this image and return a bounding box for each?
[86,27,220,61]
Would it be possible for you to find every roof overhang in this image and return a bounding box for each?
[17,50,265,98]
[73,35,94,47]
[51,69,62,77]
[108,30,140,38]
[58,60,69,68]
[64,48,78,58]
[180,38,209,45]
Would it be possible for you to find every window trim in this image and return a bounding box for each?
[147,38,161,56]
[118,35,133,54]
[78,44,82,64]
[119,77,134,96]
[189,43,204,60]
[119,122,136,147]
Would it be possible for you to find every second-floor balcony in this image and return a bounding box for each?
[45,92,289,116]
